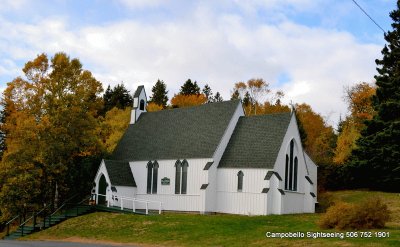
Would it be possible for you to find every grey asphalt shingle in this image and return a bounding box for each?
[104,160,137,187]
[219,112,292,169]
[111,100,240,161]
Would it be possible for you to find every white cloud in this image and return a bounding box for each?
[116,0,169,8]
[0,0,29,11]
[0,2,383,127]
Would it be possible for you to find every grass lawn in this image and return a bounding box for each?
[25,190,399,247]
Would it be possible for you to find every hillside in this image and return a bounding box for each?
[26,190,399,247]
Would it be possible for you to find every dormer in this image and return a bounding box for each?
[130,85,147,124]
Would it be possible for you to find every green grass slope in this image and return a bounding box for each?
[26,190,399,247]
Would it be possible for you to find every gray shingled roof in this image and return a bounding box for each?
[111,100,240,161]
[219,112,292,169]
[133,85,144,98]
[104,160,136,187]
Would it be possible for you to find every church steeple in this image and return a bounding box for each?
[130,85,147,124]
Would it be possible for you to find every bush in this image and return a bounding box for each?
[318,198,390,230]
[315,192,334,213]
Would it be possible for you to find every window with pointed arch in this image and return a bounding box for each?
[140,99,145,110]
[175,159,188,194]
[147,161,158,194]
[284,139,298,191]
[237,171,244,192]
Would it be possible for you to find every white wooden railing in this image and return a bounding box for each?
[93,193,162,215]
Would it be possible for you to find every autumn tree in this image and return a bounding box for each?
[333,82,376,164]
[233,78,284,115]
[171,79,206,108]
[0,53,103,218]
[171,94,207,108]
[100,107,131,154]
[146,102,164,112]
[295,103,336,165]
[349,3,400,191]
[150,79,168,108]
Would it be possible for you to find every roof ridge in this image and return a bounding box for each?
[241,111,291,119]
[143,99,240,115]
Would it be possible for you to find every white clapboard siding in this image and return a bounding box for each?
[216,168,267,215]
[110,186,137,209]
[282,191,305,214]
[130,158,211,212]
[205,102,245,213]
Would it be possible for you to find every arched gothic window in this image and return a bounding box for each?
[237,171,244,192]
[175,160,189,194]
[147,161,158,194]
[284,139,298,191]
[140,99,145,110]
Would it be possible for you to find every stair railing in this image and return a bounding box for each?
[49,194,80,224]
[5,215,20,237]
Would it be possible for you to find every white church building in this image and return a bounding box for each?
[93,86,317,215]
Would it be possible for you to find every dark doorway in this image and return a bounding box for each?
[98,174,107,205]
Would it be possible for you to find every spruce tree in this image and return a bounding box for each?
[231,89,240,100]
[150,79,169,108]
[202,84,213,103]
[103,83,133,113]
[349,3,400,191]
[213,92,223,102]
[180,79,200,95]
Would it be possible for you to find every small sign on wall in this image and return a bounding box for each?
[161,177,170,185]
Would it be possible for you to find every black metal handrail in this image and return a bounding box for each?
[5,215,20,236]
[15,194,80,237]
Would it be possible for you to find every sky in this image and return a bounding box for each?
[0,0,396,127]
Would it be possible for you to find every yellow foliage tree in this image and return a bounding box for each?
[0,52,103,218]
[295,103,336,164]
[146,102,164,112]
[333,82,376,164]
[100,107,131,154]
[171,94,207,108]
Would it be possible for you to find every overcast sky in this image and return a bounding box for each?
[0,0,396,127]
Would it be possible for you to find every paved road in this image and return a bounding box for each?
[0,240,138,247]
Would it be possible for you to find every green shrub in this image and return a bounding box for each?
[318,198,390,230]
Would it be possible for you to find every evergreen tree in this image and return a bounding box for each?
[103,83,133,113]
[150,79,168,108]
[349,3,400,191]
[202,84,213,103]
[243,91,251,106]
[231,89,240,100]
[180,79,200,95]
[213,92,223,102]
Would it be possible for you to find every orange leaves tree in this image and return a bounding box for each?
[233,78,285,115]
[295,103,336,165]
[333,82,376,165]
[171,94,207,108]
[0,53,103,218]
[170,79,207,108]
